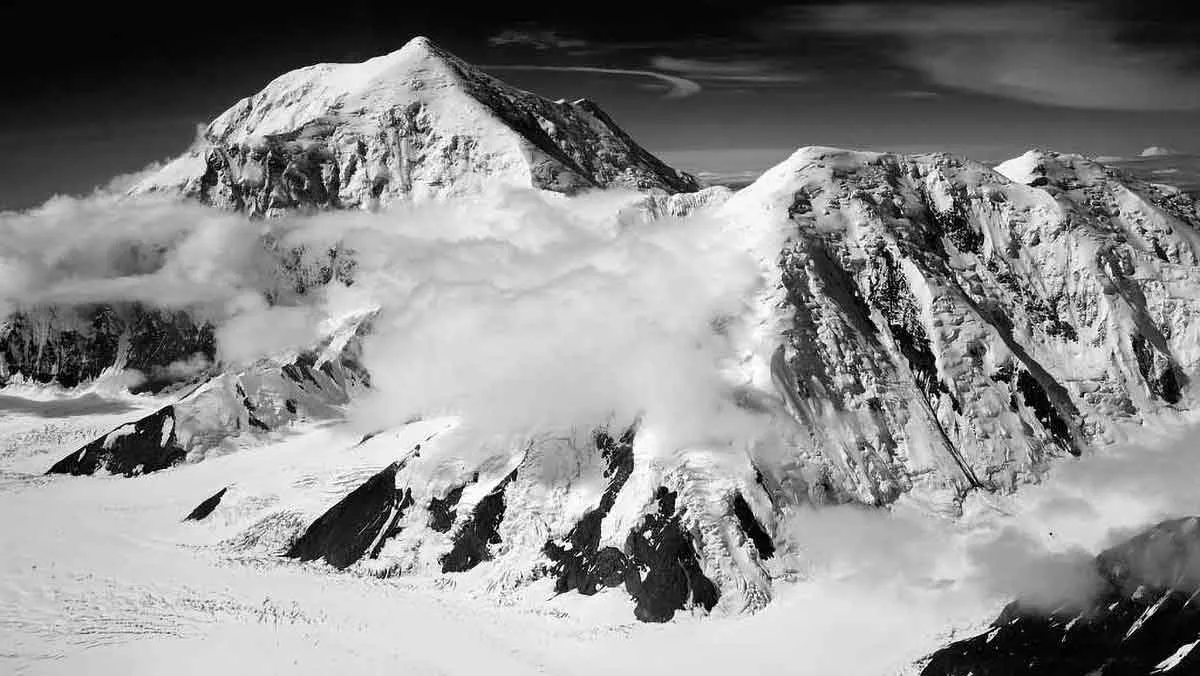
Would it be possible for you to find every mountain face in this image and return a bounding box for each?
[132,36,698,214]
[720,147,1200,508]
[922,517,1200,675]
[17,41,1200,628]
[1,304,214,392]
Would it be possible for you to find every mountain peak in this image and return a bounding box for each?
[133,38,698,212]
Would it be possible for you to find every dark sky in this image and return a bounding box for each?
[3,1,1199,209]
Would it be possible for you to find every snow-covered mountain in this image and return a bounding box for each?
[132,36,698,214]
[12,40,1200,631]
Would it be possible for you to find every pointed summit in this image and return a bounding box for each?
[134,38,697,214]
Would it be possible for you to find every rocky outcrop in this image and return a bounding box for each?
[922,517,1200,675]
[46,405,184,476]
[440,466,519,573]
[623,486,721,623]
[287,461,414,570]
[544,428,636,596]
[184,487,228,522]
[133,37,697,215]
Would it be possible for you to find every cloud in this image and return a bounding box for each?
[488,29,588,51]
[335,188,763,448]
[1142,146,1178,157]
[1,184,762,449]
[650,55,811,86]
[214,298,323,366]
[764,413,1200,668]
[483,65,702,98]
[803,2,1200,111]
[0,193,260,319]
[964,527,1104,613]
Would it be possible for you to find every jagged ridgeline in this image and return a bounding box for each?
[22,37,1200,624]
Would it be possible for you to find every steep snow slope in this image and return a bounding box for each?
[133,36,698,214]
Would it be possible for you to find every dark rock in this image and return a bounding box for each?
[922,517,1200,675]
[1015,370,1078,455]
[184,487,228,521]
[427,478,471,533]
[1133,334,1186,405]
[545,428,636,595]
[286,461,412,570]
[732,493,775,559]
[623,487,720,623]
[440,467,518,573]
[46,406,185,477]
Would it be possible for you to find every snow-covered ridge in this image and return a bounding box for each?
[133,36,698,214]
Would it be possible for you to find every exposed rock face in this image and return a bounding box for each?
[46,405,184,476]
[922,517,1200,675]
[624,486,721,623]
[544,428,636,596]
[440,466,519,573]
[722,147,1200,506]
[133,37,697,215]
[184,487,228,522]
[0,304,214,391]
[287,461,414,570]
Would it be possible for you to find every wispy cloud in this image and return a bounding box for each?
[650,56,812,86]
[802,2,1200,111]
[483,64,702,98]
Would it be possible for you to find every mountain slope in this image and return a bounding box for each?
[133,36,698,214]
[720,147,1200,507]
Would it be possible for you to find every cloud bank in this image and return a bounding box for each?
[1,186,763,447]
[483,64,703,98]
